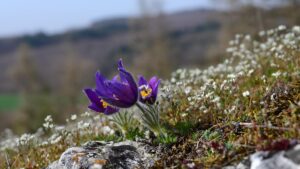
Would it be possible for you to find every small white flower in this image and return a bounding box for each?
[184,86,192,94]
[90,164,103,169]
[271,93,276,101]
[83,122,91,128]
[245,34,251,41]
[144,130,150,139]
[17,133,35,146]
[81,111,90,117]
[242,91,250,97]
[247,69,254,76]
[292,26,300,33]
[259,31,265,36]
[50,135,62,144]
[186,162,195,168]
[71,114,77,120]
[44,115,53,122]
[272,71,281,78]
[181,113,188,117]
[278,25,286,31]
[43,115,54,129]
[227,74,236,79]
[101,126,114,135]
[212,96,220,103]
[94,115,101,121]
[171,78,176,83]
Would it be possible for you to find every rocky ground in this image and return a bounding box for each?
[46,140,300,169]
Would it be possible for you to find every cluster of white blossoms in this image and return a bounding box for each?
[17,133,35,147]
[160,25,299,120]
[0,111,115,153]
[43,115,55,129]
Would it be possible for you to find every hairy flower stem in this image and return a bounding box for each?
[136,102,165,138]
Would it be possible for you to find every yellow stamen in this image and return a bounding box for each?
[101,100,110,108]
[140,87,152,99]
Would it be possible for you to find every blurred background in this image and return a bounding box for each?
[0,0,299,134]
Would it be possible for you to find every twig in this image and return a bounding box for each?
[232,122,300,132]
[230,143,256,149]
[5,151,11,169]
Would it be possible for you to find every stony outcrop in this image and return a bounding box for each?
[46,140,157,169]
[223,144,300,169]
[46,141,300,169]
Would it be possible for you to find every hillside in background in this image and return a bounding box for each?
[0,5,299,92]
[0,9,223,92]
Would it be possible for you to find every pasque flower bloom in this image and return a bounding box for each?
[83,88,119,115]
[95,59,138,108]
[83,58,164,137]
[138,75,160,104]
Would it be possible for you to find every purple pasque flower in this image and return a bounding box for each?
[95,59,138,108]
[138,75,160,104]
[83,88,119,115]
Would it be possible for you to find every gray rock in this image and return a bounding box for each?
[222,157,250,169]
[46,140,157,169]
[46,161,66,169]
[223,144,300,169]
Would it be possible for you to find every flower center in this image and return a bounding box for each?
[101,100,110,108]
[139,85,152,99]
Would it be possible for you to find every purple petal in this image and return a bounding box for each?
[95,80,135,108]
[149,77,160,97]
[95,71,107,84]
[107,81,135,101]
[152,79,160,93]
[88,103,105,112]
[83,88,100,105]
[138,75,148,86]
[118,68,138,97]
[95,72,108,93]
[118,59,124,69]
[83,89,106,112]
[112,75,119,81]
[152,79,160,98]
[117,59,128,83]
[149,76,159,88]
[104,106,119,115]
[101,96,133,108]
[95,72,114,98]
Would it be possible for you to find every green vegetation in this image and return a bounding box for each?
[0,94,20,112]
[0,26,299,168]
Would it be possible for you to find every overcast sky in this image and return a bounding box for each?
[0,0,215,38]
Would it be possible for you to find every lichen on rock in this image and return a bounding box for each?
[46,140,157,169]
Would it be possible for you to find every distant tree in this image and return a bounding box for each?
[10,43,44,93]
[131,0,174,78]
[10,43,51,133]
[59,41,96,116]
[273,0,300,6]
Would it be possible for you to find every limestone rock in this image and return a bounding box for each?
[46,140,156,169]
[223,144,300,169]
